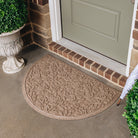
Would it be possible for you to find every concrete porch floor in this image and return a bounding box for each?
[0,45,131,138]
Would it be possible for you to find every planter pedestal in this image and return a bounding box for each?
[2,56,24,74]
[0,26,25,74]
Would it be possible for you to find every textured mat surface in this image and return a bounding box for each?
[22,55,120,120]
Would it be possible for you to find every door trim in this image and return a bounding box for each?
[49,0,137,76]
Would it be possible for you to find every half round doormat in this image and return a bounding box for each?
[22,55,120,120]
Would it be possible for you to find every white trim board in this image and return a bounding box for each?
[49,0,137,76]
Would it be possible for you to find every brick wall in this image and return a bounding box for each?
[28,0,52,48]
[21,0,51,49]
[131,6,138,71]
[20,0,34,48]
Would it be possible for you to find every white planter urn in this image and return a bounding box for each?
[0,26,25,74]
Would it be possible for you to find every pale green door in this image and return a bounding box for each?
[60,0,134,64]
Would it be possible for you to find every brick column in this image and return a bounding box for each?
[29,0,52,48]
[131,6,138,72]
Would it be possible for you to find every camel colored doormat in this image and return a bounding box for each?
[22,55,121,120]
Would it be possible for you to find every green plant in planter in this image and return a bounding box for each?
[123,80,138,137]
[0,0,28,34]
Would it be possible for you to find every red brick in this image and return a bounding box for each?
[91,63,100,73]
[53,44,61,52]
[48,42,57,51]
[79,57,87,66]
[136,11,138,19]
[135,20,138,29]
[85,60,94,69]
[47,37,52,44]
[57,47,66,55]
[33,33,48,48]
[74,54,82,64]
[30,2,49,14]
[112,72,121,83]
[68,51,76,60]
[133,30,138,40]
[105,69,114,80]
[30,10,50,29]
[38,0,48,5]
[63,49,71,58]
[119,76,127,87]
[98,66,107,76]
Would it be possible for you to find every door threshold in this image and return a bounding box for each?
[57,38,127,76]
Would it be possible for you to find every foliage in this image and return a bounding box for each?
[0,0,28,34]
[123,80,138,137]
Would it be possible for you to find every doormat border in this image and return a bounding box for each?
[22,54,121,120]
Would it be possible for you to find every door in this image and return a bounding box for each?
[60,0,134,64]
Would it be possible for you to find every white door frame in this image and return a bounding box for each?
[49,0,137,76]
